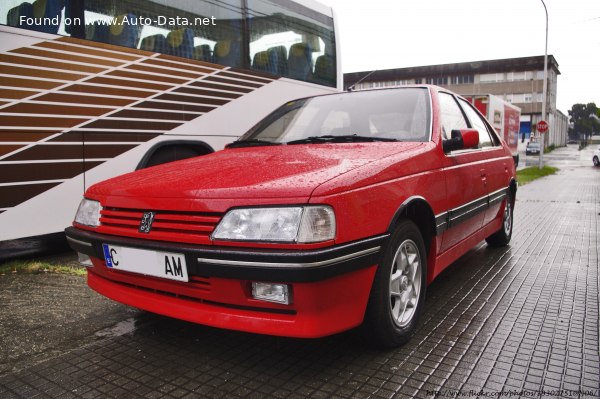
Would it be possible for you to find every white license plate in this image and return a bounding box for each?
[102,244,189,282]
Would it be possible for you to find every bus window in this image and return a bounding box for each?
[1,0,244,66]
[80,0,244,66]
[247,0,336,87]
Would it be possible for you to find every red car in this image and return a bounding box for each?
[66,86,517,347]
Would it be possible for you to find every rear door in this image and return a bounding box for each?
[457,98,511,227]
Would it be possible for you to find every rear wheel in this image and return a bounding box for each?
[594,156,599,167]
[363,219,427,348]
[485,195,513,247]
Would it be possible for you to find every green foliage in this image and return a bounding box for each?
[0,260,86,276]
[516,166,558,186]
[569,103,600,137]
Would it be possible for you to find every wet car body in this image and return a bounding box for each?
[66,86,517,347]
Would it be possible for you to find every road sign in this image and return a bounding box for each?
[537,120,549,133]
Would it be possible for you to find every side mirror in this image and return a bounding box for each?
[443,129,479,153]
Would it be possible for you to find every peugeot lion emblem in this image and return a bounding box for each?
[138,211,156,233]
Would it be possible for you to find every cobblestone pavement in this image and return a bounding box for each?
[0,153,598,398]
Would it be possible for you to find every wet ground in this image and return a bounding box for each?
[0,145,598,398]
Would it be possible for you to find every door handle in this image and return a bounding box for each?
[480,169,487,184]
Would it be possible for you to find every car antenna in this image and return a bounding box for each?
[347,70,378,92]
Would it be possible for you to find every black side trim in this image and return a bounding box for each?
[435,187,509,234]
[65,227,388,283]
[448,196,489,227]
[435,212,449,235]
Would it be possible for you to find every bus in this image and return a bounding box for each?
[0,0,340,259]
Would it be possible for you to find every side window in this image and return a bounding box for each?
[438,92,468,140]
[459,99,495,148]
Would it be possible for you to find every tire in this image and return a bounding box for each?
[363,219,427,348]
[485,194,513,247]
[594,156,599,167]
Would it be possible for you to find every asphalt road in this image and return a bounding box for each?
[0,144,598,398]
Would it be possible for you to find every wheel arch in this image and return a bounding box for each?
[387,196,437,255]
[509,178,517,203]
[136,140,215,170]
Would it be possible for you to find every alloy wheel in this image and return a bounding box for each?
[389,239,422,328]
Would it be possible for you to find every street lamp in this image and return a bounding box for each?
[539,0,548,169]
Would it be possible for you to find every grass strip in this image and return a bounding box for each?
[516,165,558,186]
[0,260,86,276]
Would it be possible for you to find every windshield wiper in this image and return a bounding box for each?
[226,139,282,149]
[286,134,399,145]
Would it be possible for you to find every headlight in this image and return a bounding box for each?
[212,206,335,243]
[74,198,101,227]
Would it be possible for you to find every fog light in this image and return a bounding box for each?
[77,252,93,267]
[251,282,291,305]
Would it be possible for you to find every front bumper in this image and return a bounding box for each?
[66,227,386,283]
[65,227,386,337]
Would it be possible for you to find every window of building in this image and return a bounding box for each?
[451,75,474,85]
[480,73,505,83]
[426,76,448,85]
[480,73,496,83]
[513,71,525,81]
[512,94,526,103]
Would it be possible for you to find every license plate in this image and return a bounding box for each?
[102,244,189,282]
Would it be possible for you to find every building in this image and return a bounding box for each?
[344,55,568,147]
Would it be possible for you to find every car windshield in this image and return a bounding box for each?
[234,88,431,145]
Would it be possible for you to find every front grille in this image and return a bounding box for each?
[99,207,222,245]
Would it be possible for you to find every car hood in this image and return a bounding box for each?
[88,143,423,200]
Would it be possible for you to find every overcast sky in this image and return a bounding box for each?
[317,0,600,114]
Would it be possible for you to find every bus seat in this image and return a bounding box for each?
[268,46,287,76]
[7,3,33,29]
[313,54,335,86]
[194,44,213,62]
[168,28,194,59]
[252,51,272,73]
[288,43,312,81]
[109,14,139,49]
[87,21,109,44]
[31,0,65,34]
[140,34,168,54]
[214,40,242,67]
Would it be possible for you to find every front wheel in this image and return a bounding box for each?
[594,156,599,167]
[363,219,427,348]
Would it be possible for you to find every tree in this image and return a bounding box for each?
[568,103,600,145]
